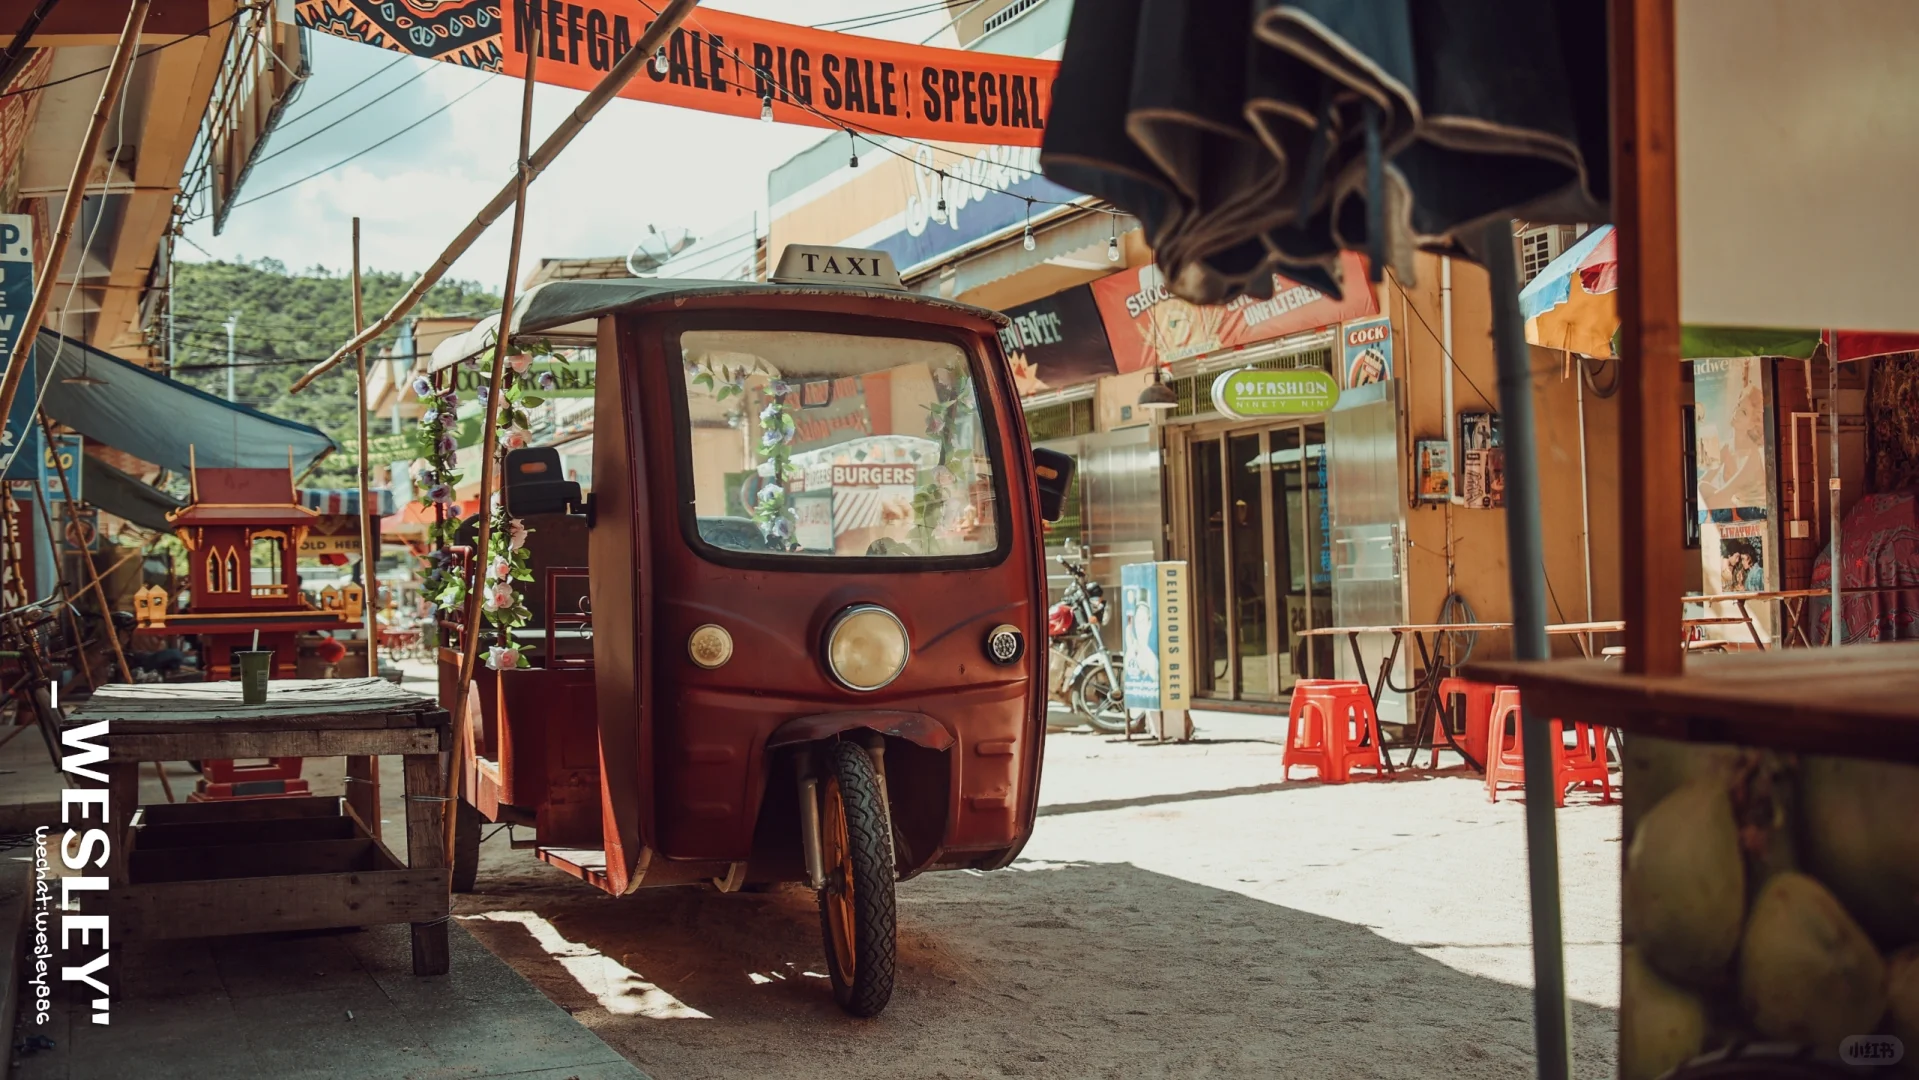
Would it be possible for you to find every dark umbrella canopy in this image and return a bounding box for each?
[1042,0,1610,304]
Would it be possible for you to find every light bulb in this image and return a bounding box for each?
[1107,235,1120,261]
[849,152,859,168]
[653,46,668,74]
[760,95,774,122]
[1023,227,1036,252]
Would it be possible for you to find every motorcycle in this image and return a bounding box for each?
[1046,547,1138,734]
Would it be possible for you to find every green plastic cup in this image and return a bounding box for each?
[236,650,274,704]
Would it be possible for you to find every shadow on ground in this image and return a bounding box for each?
[456,858,1616,1080]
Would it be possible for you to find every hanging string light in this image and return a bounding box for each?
[653,45,668,75]
[934,170,948,223]
[1107,212,1121,262]
[1022,198,1036,251]
[761,93,774,122]
[847,130,859,169]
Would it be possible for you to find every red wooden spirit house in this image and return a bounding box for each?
[133,458,364,798]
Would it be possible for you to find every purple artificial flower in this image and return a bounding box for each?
[536,370,558,391]
[411,376,433,396]
[427,483,453,504]
[436,433,458,456]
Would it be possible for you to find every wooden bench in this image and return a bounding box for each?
[63,678,454,975]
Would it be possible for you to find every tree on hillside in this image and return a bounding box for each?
[168,258,499,487]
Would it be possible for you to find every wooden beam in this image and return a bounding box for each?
[92,17,224,348]
[1613,0,1685,676]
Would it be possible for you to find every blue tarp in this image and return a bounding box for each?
[33,331,337,474]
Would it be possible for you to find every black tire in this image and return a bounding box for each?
[451,800,482,893]
[816,741,896,1017]
[1073,659,1141,734]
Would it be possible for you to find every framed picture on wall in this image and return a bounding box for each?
[1458,412,1504,509]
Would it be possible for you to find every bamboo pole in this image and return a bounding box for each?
[352,218,378,672]
[287,0,700,395]
[444,18,541,865]
[349,217,382,837]
[0,0,150,430]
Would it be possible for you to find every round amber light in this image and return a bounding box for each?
[688,624,733,669]
[825,605,910,691]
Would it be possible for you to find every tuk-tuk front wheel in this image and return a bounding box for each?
[816,740,897,1017]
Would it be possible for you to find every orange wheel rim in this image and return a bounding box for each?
[821,772,857,979]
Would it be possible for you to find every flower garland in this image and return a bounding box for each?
[413,340,570,671]
[911,368,976,553]
[750,378,799,549]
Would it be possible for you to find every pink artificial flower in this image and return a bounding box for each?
[508,353,534,374]
[485,645,521,671]
[489,556,510,581]
[483,583,516,612]
[506,518,528,551]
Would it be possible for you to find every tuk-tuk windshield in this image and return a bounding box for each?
[678,329,1000,560]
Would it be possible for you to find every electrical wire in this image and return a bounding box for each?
[251,62,436,167]
[813,2,952,32]
[229,78,489,210]
[269,50,411,135]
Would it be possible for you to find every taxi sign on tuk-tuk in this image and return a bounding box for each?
[771,244,905,290]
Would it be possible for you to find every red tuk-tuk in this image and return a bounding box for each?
[436,246,1071,1016]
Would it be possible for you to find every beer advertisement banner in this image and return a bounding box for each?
[1089,255,1378,375]
[297,1,1060,146]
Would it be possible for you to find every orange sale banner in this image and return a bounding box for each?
[297,0,1060,147]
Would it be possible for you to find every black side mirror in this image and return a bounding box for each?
[503,447,583,517]
[1032,447,1075,524]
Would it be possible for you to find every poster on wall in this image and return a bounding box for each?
[999,286,1120,397]
[1089,254,1378,375]
[0,215,38,482]
[1415,439,1452,503]
[1692,356,1777,640]
[1458,412,1505,509]
[1340,317,1393,388]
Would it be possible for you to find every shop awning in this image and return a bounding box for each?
[82,455,185,533]
[299,487,397,516]
[37,332,338,473]
[1521,229,1919,361]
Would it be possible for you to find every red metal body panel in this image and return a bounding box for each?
[596,293,1048,874]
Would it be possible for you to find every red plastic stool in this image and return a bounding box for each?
[1484,688,1614,806]
[1285,681,1385,783]
[1431,676,1498,768]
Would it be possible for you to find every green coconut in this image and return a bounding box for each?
[1624,736,1744,838]
[1888,947,1919,1074]
[1622,945,1711,1080]
[1625,781,1747,988]
[1739,871,1887,1049]
[1800,755,1919,950]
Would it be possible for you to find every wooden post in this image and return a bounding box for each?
[404,750,450,975]
[1612,0,1685,676]
[352,218,379,674]
[0,0,150,428]
[349,217,381,836]
[286,0,701,395]
[446,18,540,866]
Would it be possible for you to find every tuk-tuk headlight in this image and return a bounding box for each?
[824,605,909,691]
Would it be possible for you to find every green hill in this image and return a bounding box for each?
[169,258,500,487]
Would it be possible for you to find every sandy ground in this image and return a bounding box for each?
[410,699,1621,1080]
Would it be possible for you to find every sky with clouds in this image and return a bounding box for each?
[181,0,960,289]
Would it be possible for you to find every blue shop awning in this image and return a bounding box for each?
[36,332,338,474]
[83,455,185,533]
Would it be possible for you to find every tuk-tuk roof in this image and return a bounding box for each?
[429,278,1008,373]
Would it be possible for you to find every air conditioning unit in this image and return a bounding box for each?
[1515,224,1582,284]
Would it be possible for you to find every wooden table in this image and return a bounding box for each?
[1294,618,1745,769]
[1467,639,1919,764]
[64,678,454,974]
